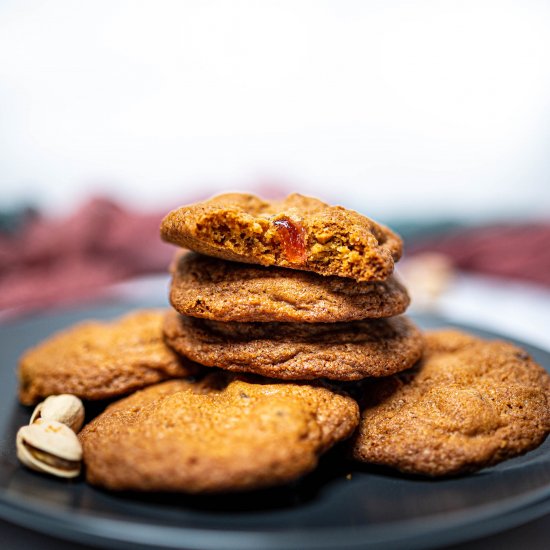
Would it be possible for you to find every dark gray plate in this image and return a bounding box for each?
[0,304,549,550]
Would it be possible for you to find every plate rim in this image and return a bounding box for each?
[1,483,550,550]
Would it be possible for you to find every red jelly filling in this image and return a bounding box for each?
[273,217,307,264]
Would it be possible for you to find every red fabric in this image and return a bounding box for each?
[409,223,550,287]
[1,197,549,318]
[0,198,173,316]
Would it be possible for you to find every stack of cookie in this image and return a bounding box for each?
[85,191,426,492]
[16,192,550,493]
[161,193,424,383]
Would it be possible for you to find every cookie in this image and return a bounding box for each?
[163,310,423,381]
[18,310,199,405]
[79,373,359,492]
[160,193,402,282]
[169,251,410,323]
[350,329,550,476]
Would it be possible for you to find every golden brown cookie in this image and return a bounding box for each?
[18,310,199,405]
[160,193,402,282]
[79,374,359,492]
[169,251,410,323]
[163,310,423,381]
[350,329,550,476]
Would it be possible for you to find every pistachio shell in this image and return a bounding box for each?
[16,419,82,478]
[30,394,85,433]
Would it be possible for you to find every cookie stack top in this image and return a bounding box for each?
[161,192,402,282]
[160,192,424,381]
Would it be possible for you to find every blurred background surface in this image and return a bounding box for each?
[1,0,550,219]
[0,0,549,348]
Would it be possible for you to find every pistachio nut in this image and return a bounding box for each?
[16,419,82,478]
[30,394,85,433]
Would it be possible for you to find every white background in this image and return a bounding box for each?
[1,0,549,219]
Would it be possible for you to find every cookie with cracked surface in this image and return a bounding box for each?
[79,373,359,492]
[350,329,550,476]
[169,251,410,323]
[163,310,423,381]
[160,193,402,282]
[18,310,200,405]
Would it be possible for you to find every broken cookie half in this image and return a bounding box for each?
[160,193,402,282]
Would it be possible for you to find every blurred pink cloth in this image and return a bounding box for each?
[0,198,174,316]
[410,223,550,288]
[1,197,549,318]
